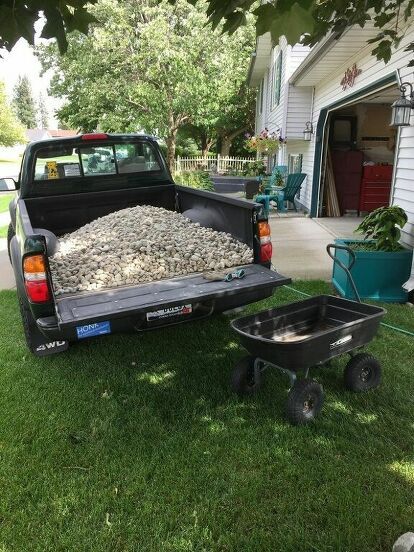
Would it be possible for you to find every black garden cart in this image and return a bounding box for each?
[230,244,386,424]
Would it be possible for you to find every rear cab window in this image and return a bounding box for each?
[33,141,161,181]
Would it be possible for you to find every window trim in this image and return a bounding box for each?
[271,50,283,109]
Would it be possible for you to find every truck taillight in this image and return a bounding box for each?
[23,254,51,303]
[258,221,272,262]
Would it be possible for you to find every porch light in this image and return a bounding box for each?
[391,83,414,127]
[303,121,313,141]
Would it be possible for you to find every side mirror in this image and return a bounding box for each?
[0,178,17,191]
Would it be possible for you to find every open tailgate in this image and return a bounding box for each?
[55,264,290,329]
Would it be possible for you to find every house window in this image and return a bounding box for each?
[272,51,283,108]
[288,153,303,174]
[288,154,303,197]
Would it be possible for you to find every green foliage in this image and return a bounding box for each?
[356,206,408,252]
[175,134,199,157]
[175,171,214,191]
[36,0,255,170]
[173,0,414,66]
[38,93,49,129]
[0,82,25,147]
[242,160,266,177]
[12,75,36,129]
[0,0,97,54]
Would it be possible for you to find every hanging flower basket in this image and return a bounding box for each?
[245,128,287,154]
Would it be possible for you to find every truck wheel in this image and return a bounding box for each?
[344,353,381,392]
[17,291,38,353]
[7,223,14,264]
[230,356,262,397]
[286,379,324,425]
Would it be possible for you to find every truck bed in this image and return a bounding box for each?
[55,264,290,329]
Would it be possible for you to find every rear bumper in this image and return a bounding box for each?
[36,286,277,341]
[36,265,290,342]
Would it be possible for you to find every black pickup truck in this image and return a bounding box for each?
[5,133,289,356]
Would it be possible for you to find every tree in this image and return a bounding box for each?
[175,0,414,66]
[36,0,255,171]
[216,83,256,156]
[3,0,413,67]
[38,93,49,129]
[187,80,255,157]
[0,82,26,146]
[0,0,97,54]
[13,75,36,128]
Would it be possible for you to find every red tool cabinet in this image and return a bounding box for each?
[359,165,392,213]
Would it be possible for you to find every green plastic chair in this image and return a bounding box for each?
[254,172,306,217]
[276,173,306,212]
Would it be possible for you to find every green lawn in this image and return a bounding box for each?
[0,281,413,551]
[0,192,15,214]
[0,224,8,238]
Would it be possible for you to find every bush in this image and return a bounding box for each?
[175,171,214,191]
[242,160,266,177]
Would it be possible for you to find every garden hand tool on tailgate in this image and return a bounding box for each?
[203,269,246,282]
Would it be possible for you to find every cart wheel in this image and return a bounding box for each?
[286,379,324,425]
[344,353,381,392]
[230,356,262,397]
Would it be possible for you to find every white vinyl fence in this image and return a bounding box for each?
[175,154,256,174]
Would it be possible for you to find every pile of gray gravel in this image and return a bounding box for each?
[49,205,253,296]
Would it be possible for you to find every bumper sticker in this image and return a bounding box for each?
[76,321,111,339]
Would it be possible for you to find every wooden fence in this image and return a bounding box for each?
[175,154,256,174]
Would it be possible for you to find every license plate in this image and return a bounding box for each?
[76,321,111,339]
[146,304,192,321]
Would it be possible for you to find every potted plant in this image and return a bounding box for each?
[332,206,413,303]
[245,128,286,155]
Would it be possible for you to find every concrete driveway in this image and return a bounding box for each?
[270,215,361,280]
[0,214,362,291]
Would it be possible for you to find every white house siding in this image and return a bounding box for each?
[292,25,414,257]
[286,86,313,139]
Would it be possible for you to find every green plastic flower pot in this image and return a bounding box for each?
[332,239,413,303]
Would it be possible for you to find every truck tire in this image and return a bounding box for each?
[286,378,324,425]
[17,290,37,353]
[7,223,14,264]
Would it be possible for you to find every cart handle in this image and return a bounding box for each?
[326,243,361,303]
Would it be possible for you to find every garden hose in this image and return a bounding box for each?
[282,284,414,338]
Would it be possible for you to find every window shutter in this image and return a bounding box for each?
[276,51,282,105]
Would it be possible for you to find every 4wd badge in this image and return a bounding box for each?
[34,340,68,357]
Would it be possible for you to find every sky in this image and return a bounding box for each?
[0,36,62,128]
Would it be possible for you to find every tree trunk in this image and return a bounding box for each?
[221,136,232,157]
[166,128,177,173]
[201,134,214,157]
[220,126,249,157]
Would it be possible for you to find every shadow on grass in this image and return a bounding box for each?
[1,288,414,551]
